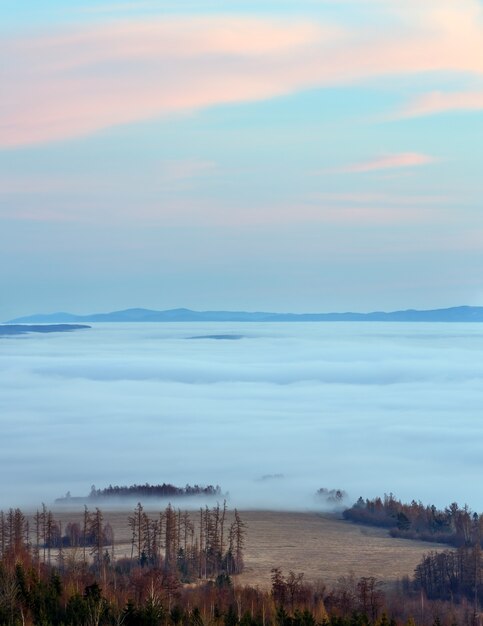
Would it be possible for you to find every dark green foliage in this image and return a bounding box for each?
[224,604,239,626]
[137,596,165,626]
[191,607,205,626]
[276,605,291,626]
[170,604,184,625]
[216,573,233,588]
[293,609,317,626]
[396,513,410,532]
[65,593,88,626]
[121,599,138,626]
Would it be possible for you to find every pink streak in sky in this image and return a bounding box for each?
[399,91,483,118]
[336,153,436,174]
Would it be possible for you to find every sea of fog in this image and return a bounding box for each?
[1,322,482,511]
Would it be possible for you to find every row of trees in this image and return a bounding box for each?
[90,483,223,500]
[343,495,482,547]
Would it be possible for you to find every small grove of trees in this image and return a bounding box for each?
[84,483,222,500]
[315,489,347,505]
[0,505,114,572]
[0,502,245,583]
[0,509,29,561]
[271,569,384,624]
[43,506,112,553]
[127,502,246,581]
[343,494,483,547]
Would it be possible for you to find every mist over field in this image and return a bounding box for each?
[1,322,482,511]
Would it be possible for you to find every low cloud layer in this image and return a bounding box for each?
[1,323,483,511]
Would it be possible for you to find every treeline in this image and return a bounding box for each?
[57,483,223,503]
[91,483,223,500]
[0,556,479,626]
[3,500,483,626]
[343,494,483,547]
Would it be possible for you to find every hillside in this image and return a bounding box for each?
[8,305,483,324]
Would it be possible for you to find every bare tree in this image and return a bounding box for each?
[83,505,90,565]
[0,511,6,559]
[232,509,246,574]
[164,504,178,572]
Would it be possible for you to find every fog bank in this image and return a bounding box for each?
[1,323,482,511]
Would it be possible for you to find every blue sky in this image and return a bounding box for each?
[1,0,483,318]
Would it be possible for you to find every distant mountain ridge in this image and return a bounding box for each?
[7,305,483,323]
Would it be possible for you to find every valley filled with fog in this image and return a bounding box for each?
[1,322,482,510]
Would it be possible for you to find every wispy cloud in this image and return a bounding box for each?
[399,91,483,118]
[160,160,217,182]
[310,192,451,206]
[77,1,160,13]
[1,16,326,147]
[332,153,436,174]
[2,0,483,147]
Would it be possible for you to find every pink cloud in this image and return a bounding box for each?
[310,192,449,206]
[1,17,328,147]
[399,91,483,118]
[19,17,324,65]
[332,153,436,174]
[2,1,483,147]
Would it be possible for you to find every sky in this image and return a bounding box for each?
[1,0,483,319]
[2,323,483,510]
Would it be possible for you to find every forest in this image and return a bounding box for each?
[1,501,483,626]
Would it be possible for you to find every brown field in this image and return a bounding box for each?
[49,508,444,589]
[234,511,442,588]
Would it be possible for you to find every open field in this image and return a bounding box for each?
[48,508,445,588]
[235,511,445,587]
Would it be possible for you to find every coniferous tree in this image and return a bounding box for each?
[89,507,104,570]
